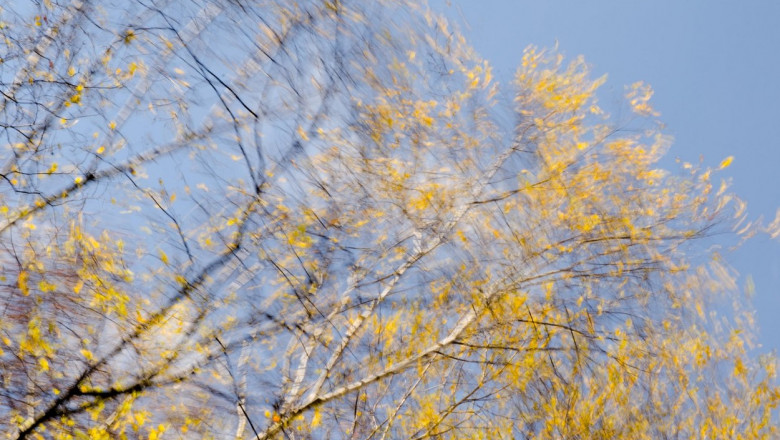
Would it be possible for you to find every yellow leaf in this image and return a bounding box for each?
[719,156,734,169]
[80,348,94,361]
[311,408,322,427]
[123,29,135,44]
[38,280,56,292]
[297,125,309,141]
[18,271,29,296]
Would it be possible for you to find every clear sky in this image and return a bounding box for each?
[440,0,780,354]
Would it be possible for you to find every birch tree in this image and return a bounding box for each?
[0,0,777,439]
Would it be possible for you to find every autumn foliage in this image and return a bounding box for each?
[0,1,777,439]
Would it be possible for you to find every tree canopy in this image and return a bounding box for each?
[0,0,777,439]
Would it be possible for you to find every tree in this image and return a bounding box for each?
[0,0,777,438]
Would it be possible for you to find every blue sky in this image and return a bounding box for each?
[441,0,780,354]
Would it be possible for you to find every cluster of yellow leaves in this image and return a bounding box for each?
[0,1,776,439]
[360,97,439,148]
[626,81,660,117]
[65,222,134,317]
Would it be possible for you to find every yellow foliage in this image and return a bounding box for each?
[0,2,774,439]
